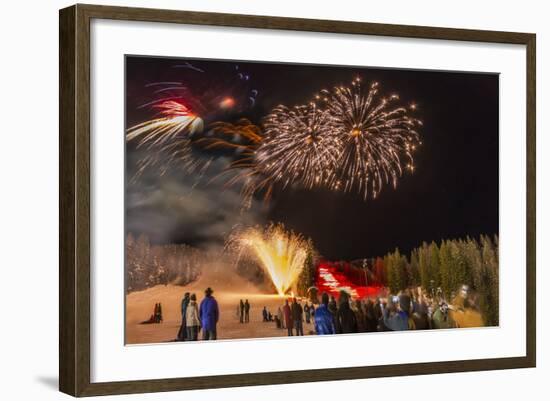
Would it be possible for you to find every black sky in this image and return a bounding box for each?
[126,56,499,261]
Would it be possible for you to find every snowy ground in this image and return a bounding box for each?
[126,271,316,344]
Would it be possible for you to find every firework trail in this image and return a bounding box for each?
[227,223,310,296]
[127,100,204,145]
[126,100,204,180]
[258,103,342,189]
[126,62,259,181]
[320,77,421,199]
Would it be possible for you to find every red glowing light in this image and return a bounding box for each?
[316,261,382,300]
[219,97,235,109]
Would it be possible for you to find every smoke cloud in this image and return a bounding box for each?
[126,155,268,249]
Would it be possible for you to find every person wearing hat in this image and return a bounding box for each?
[199,287,219,340]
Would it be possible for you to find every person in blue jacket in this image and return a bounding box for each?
[314,293,336,335]
[199,287,219,340]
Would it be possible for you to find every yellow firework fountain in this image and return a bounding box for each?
[232,224,309,296]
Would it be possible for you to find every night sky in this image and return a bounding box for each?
[125,55,499,261]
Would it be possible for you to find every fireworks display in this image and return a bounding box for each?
[127,65,422,203]
[228,224,310,296]
[126,62,258,179]
[320,78,421,199]
[258,103,341,189]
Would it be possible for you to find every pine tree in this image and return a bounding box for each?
[384,254,394,292]
[439,240,452,298]
[480,235,499,326]
[419,242,430,290]
[399,254,409,290]
[297,239,316,297]
[428,241,441,294]
[409,249,421,287]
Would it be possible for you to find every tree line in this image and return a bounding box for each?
[125,233,202,293]
[376,235,498,326]
[295,235,499,327]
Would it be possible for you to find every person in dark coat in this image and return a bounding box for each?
[336,292,357,334]
[411,297,430,330]
[328,295,338,315]
[354,299,367,332]
[199,287,219,340]
[304,303,311,324]
[262,306,268,322]
[177,292,190,340]
[239,299,244,323]
[155,303,163,323]
[328,295,339,332]
[364,299,378,332]
[291,298,304,336]
[375,298,389,331]
[282,300,293,336]
[244,299,250,323]
[314,293,336,335]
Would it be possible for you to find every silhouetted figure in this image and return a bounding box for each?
[155,303,163,323]
[283,300,293,336]
[364,299,378,332]
[239,299,245,323]
[328,295,339,332]
[304,303,311,324]
[354,300,366,332]
[291,298,304,336]
[244,299,250,323]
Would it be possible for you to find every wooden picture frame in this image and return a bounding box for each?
[59,3,536,397]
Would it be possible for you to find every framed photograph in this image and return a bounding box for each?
[59,4,536,397]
